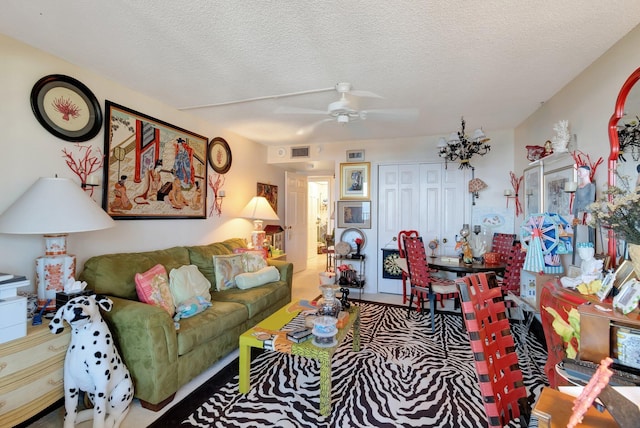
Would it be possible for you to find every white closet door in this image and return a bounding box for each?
[378,164,420,295]
[440,166,467,255]
[377,163,466,295]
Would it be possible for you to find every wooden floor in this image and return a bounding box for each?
[26,254,405,428]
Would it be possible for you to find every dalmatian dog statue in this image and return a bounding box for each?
[49,294,133,428]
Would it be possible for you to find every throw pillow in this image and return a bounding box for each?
[235,265,280,289]
[240,251,268,273]
[135,264,175,316]
[173,296,212,322]
[212,254,244,291]
[169,265,212,306]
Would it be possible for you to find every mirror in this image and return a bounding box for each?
[607,67,640,263]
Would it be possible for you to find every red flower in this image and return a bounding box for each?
[355,238,363,245]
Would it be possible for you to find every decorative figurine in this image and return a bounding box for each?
[339,287,350,309]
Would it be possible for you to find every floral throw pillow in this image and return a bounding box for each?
[242,251,268,273]
[135,264,175,316]
[212,254,244,291]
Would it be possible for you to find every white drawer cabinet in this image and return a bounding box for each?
[0,323,69,428]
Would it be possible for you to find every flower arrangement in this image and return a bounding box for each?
[588,186,640,245]
[337,264,351,272]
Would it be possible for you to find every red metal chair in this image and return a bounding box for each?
[497,241,526,296]
[491,233,517,264]
[397,230,419,304]
[403,235,458,332]
[456,272,531,428]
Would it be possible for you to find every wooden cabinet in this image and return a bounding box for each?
[0,323,70,428]
[578,301,640,368]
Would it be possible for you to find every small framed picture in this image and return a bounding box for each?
[340,162,370,200]
[337,200,371,229]
[596,270,615,301]
[346,149,365,162]
[613,278,640,314]
[613,260,637,290]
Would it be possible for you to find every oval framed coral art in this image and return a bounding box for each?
[208,137,232,174]
[30,74,103,142]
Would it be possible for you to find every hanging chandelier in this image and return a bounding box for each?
[437,117,491,169]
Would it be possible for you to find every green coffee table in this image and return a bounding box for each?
[239,300,360,416]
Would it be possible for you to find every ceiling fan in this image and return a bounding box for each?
[275,82,419,128]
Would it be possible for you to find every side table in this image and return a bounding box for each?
[0,323,70,427]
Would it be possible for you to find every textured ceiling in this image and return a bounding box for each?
[2,1,640,147]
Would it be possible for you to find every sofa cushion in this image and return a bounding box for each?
[80,246,190,300]
[169,265,211,306]
[214,279,290,318]
[239,251,268,273]
[135,264,175,315]
[185,242,233,287]
[213,254,244,290]
[221,238,249,252]
[235,266,280,289]
[176,300,248,356]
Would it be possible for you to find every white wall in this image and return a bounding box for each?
[514,24,640,247]
[0,34,284,286]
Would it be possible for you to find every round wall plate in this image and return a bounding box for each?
[340,228,365,252]
[335,241,351,256]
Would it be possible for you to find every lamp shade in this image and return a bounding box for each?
[468,178,488,193]
[0,177,115,234]
[240,196,279,222]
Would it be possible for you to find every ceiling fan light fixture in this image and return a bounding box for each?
[337,114,350,123]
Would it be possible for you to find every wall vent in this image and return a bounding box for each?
[291,146,310,158]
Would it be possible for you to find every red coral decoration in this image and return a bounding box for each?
[508,171,524,217]
[52,96,81,121]
[61,144,104,197]
[208,173,225,217]
[571,150,603,182]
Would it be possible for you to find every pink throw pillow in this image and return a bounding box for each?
[135,264,174,316]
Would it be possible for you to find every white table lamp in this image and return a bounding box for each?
[0,177,115,309]
[240,196,279,248]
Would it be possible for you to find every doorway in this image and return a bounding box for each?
[307,176,333,262]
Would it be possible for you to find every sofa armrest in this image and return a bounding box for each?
[267,260,293,289]
[102,296,179,405]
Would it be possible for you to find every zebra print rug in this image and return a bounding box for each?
[151,301,547,428]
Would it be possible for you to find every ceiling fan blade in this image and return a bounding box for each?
[296,118,334,136]
[275,106,328,115]
[348,89,384,99]
[361,108,419,121]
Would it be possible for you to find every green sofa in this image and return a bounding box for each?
[78,238,293,410]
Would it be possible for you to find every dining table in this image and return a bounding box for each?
[395,256,507,277]
[426,256,507,277]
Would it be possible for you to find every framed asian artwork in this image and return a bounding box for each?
[337,200,371,229]
[30,74,102,142]
[544,164,575,216]
[340,162,370,199]
[102,101,208,219]
[257,182,278,212]
[523,164,542,219]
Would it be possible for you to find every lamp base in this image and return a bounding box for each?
[251,230,266,249]
[35,253,76,310]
